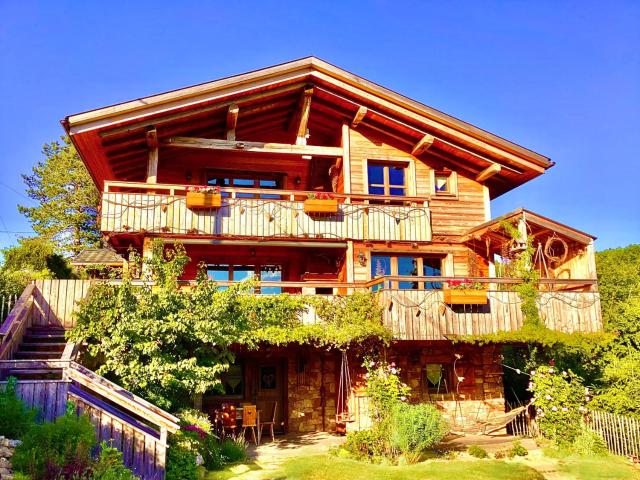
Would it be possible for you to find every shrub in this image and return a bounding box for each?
[166,439,197,480]
[0,376,37,439]
[528,365,590,444]
[12,405,96,480]
[342,429,386,460]
[364,360,410,423]
[390,402,449,456]
[509,440,528,457]
[219,436,248,463]
[467,445,488,458]
[176,408,213,435]
[91,442,137,480]
[201,435,224,471]
[572,425,608,456]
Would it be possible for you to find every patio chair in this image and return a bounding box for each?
[259,401,278,442]
[220,403,238,438]
[242,404,259,445]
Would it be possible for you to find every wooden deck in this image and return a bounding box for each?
[100,182,431,243]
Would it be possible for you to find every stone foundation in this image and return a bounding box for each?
[0,436,20,480]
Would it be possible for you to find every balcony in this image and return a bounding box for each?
[101,182,431,243]
[21,277,601,339]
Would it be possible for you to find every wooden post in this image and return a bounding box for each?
[141,237,154,279]
[341,124,351,194]
[146,129,159,184]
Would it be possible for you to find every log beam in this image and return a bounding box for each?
[163,136,343,157]
[226,104,239,141]
[290,86,314,145]
[351,106,367,128]
[475,163,502,182]
[145,128,158,183]
[411,134,435,156]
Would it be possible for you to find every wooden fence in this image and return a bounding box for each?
[589,410,640,458]
[31,279,93,328]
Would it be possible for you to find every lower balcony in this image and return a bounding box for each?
[100,182,431,243]
[22,277,602,341]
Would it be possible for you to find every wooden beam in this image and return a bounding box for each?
[146,128,158,184]
[475,163,502,182]
[290,86,314,145]
[411,134,435,156]
[226,104,239,141]
[163,136,343,157]
[351,106,367,128]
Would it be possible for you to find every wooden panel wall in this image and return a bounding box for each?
[3,379,70,422]
[32,280,93,328]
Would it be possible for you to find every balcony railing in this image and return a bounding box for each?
[17,277,602,341]
[100,181,431,243]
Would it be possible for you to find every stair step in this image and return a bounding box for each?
[26,327,66,334]
[23,334,66,343]
[14,351,63,360]
[20,342,67,352]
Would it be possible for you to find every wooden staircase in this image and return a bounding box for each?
[0,282,180,479]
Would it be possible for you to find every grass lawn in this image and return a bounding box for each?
[203,453,640,480]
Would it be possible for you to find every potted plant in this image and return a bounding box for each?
[303,192,338,215]
[186,186,222,209]
[443,279,488,305]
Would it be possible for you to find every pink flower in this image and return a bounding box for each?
[551,406,558,412]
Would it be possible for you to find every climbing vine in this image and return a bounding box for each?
[69,240,390,411]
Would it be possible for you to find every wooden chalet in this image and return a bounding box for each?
[1,58,602,470]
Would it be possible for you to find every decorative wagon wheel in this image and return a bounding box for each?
[544,235,568,267]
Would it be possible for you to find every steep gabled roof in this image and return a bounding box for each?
[62,57,553,197]
[71,248,126,266]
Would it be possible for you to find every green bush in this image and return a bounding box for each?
[572,426,608,456]
[0,377,37,439]
[390,402,449,455]
[467,445,488,459]
[219,436,248,463]
[91,442,137,480]
[176,408,213,435]
[12,405,96,480]
[166,436,197,480]
[509,440,528,457]
[342,429,386,460]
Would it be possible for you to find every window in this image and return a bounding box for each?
[207,264,282,293]
[370,255,442,290]
[433,170,456,196]
[425,363,451,394]
[367,162,407,197]
[207,172,283,199]
[219,362,244,397]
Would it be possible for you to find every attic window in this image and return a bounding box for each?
[433,171,457,196]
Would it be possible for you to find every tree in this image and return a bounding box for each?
[19,137,100,255]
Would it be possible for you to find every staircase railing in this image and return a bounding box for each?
[0,284,35,360]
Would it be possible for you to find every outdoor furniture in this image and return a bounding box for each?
[450,403,529,436]
[220,403,238,437]
[241,404,259,445]
[259,401,278,442]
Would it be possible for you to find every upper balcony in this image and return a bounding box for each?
[100,181,431,243]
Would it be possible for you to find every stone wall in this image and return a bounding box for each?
[0,436,20,480]
[286,350,338,433]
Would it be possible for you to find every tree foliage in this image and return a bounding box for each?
[19,137,100,255]
[69,240,390,411]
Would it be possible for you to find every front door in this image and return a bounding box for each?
[250,359,286,433]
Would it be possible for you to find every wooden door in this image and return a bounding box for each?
[253,359,286,433]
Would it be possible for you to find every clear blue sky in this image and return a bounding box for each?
[1,1,638,251]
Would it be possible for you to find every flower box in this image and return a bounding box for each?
[303,198,338,215]
[443,289,488,305]
[186,191,222,209]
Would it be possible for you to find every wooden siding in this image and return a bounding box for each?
[5,379,70,422]
[101,192,432,243]
[380,289,602,340]
[32,279,92,328]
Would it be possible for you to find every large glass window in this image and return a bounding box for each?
[367,162,407,197]
[207,172,283,198]
[207,264,282,293]
[369,255,442,290]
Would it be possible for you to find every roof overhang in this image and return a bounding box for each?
[62,57,554,197]
[462,208,596,248]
